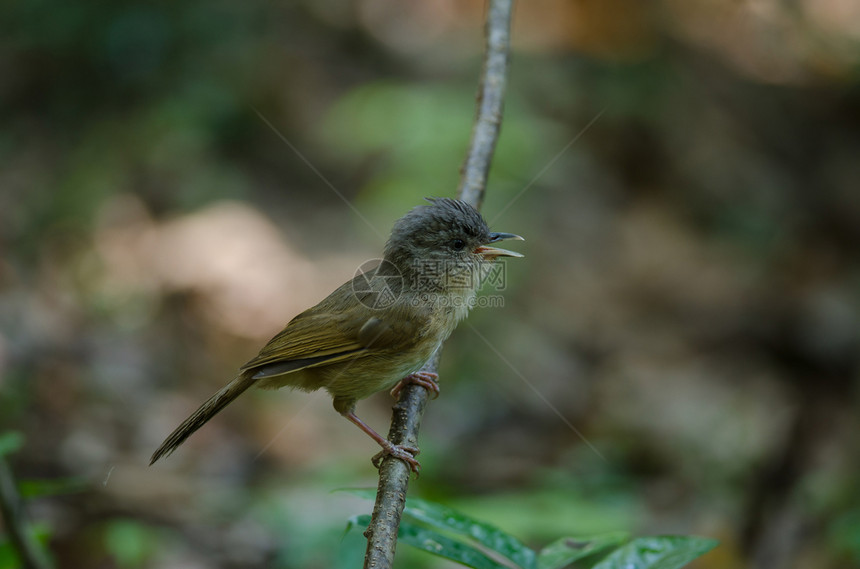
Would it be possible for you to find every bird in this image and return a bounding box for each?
[149,197,523,472]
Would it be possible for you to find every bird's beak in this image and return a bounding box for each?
[475,232,525,259]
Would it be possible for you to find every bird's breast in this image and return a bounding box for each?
[435,287,477,330]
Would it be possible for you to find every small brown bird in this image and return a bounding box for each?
[149,198,523,471]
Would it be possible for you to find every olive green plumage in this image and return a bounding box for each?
[150,198,522,467]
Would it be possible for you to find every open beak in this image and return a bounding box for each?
[474,232,525,259]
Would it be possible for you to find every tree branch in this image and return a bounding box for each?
[458,0,514,211]
[362,1,513,567]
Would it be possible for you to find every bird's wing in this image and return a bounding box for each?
[239,306,423,379]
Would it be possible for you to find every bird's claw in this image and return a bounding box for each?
[390,372,440,401]
[372,442,421,475]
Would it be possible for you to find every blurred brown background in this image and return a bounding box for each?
[1,1,859,568]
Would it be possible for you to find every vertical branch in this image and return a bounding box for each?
[458,0,514,211]
[362,1,513,568]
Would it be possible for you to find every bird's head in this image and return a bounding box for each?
[383,198,523,292]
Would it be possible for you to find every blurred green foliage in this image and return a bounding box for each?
[0,434,24,459]
[319,81,560,231]
[102,520,161,568]
[0,525,51,569]
[344,492,716,569]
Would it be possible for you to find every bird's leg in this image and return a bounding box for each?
[342,411,421,473]
[389,371,440,401]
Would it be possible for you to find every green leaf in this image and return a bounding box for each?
[339,491,717,569]
[590,536,718,569]
[403,497,537,569]
[334,487,376,500]
[345,514,511,569]
[338,516,371,569]
[538,533,630,569]
[339,489,537,567]
[0,432,24,457]
[398,521,513,569]
[344,514,372,537]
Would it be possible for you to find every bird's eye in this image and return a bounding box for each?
[452,238,466,250]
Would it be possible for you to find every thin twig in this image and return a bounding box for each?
[362,1,513,567]
[0,457,54,569]
[458,0,513,211]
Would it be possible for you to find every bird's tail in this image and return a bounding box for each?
[150,373,256,465]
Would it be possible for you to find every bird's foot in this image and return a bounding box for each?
[390,371,440,401]
[372,441,421,474]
